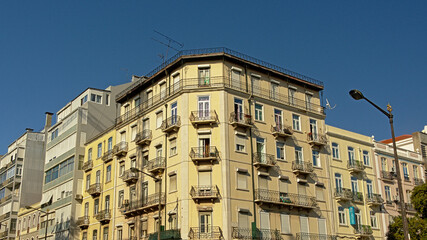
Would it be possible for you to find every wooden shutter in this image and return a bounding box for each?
[281,214,290,234]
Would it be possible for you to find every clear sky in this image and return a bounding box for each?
[1,1,426,151]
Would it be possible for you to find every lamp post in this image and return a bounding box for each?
[25,206,49,240]
[349,89,409,240]
[131,168,162,240]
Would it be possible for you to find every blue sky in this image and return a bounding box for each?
[1,1,426,150]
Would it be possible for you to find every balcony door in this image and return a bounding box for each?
[171,102,178,125]
[299,216,309,234]
[234,98,243,121]
[274,109,282,129]
[335,173,343,193]
[351,177,358,194]
[198,68,210,86]
[309,119,318,140]
[199,136,211,158]
[259,211,270,233]
[130,186,136,207]
[366,180,373,198]
[96,170,101,184]
[198,171,212,196]
[198,96,210,120]
[256,138,266,163]
[199,212,212,237]
[141,182,148,205]
[348,147,355,165]
[172,73,180,93]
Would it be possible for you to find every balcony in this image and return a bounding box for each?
[307,133,327,147]
[0,231,8,239]
[296,233,337,240]
[190,146,219,165]
[188,226,223,239]
[367,194,384,206]
[120,169,139,184]
[95,209,111,224]
[255,189,317,209]
[190,110,218,127]
[86,183,102,197]
[113,142,128,157]
[232,227,282,240]
[161,116,181,133]
[347,160,365,173]
[81,161,93,172]
[121,193,165,216]
[253,153,276,169]
[271,124,293,139]
[76,216,89,229]
[414,177,424,185]
[229,112,252,129]
[134,130,152,146]
[397,203,417,213]
[147,157,165,175]
[352,192,364,203]
[353,225,372,237]
[190,185,220,203]
[334,188,353,201]
[292,161,313,175]
[148,229,181,240]
[404,175,411,182]
[381,171,396,182]
[102,149,114,163]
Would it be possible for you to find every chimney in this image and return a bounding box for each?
[45,112,53,129]
[26,128,33,132]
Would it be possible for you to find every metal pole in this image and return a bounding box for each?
[389,115,410,240]
[45,210,49,240]
[158,178,162,240]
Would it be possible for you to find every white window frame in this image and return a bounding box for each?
[292,114,301,131]
[332,142,339,159]
[254,103,264,121]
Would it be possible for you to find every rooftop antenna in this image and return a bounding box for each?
[152,30,184,64]
[326,98,336,110]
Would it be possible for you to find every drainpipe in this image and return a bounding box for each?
[163,103,168,231]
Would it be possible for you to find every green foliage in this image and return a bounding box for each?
[386,216,427,240]
[411,183,427,219]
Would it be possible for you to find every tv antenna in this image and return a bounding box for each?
[326,98,336,110]
[152,30,184,63]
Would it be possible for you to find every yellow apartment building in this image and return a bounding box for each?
[16,203,41,240]
[78,126,116,240]
[326,125,384,239]
[106,47,332,240]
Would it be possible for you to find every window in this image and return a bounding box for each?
[131,125,137,141]
[318,218,327,236]
[81,95,88,105]
[91,94,102,103]
[288,88,296,105]
[295,146,303,163]
[312,150,320,167]
[338,207,346,225]
[170,139,177,156]
[106,165,111,182]
[235,134,246,152]
[251,75,260,95]
[51,129,58,141]
[292,114,301,131]
[332,143,339,159]
[280,214,290,234]
[169,214,178,230]
[316,186,324,201]
[93,230,98,240]
[370,211,377,228]
[107,138,112,151]
[16,164,22,176]
[385,186,391,202]
[402,163,409,180]
[276,142,285,160]
[96,170,101,184]
[119,164,125,176]
[237,171,248,190]
[88,148,92,161]
[238,211,250,229]
[169,173,177,192]
[84,202,89,216]
[105,195,110,210]
[348,147,355,162]
[305,93,312,110]
[335,173,343,190]
[279,179,288,194]
[413,165,419,178]
[134,98,141,107]
[44,157,75,184]
[118,191,124,208]
[140,219,147,238]
[105,94,109,105]
[231,69,241,89]
[103,227,108,240]
[271,82,279,101]
[254,103,263,121]
[82,232,87,240]
[94,199,99,215]
[97,143,102,158]
[86,174,91,190]
[274,109,283,127]
[117,229,122,240]
[156,112,163,128]
[363,150,370,166]
[198,67,210,86]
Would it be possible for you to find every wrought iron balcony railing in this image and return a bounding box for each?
[229,112,252,128]
[292,161,314,174]
[381,171,396,181]
[255,189,317,209]
[296,232,337,240]
[353,225,372,236]
[190,110,218,126]
[120,169,139,183]
[253,152,276,168]
[82,161,93,172]
[134,130,152,146]
[102,149,114,163]
[271,124,293,138]
[190,146,219,164]
[86,183,102,196]
[307,133,327,146]
[231,227,282,240]
[367,193,384,206]
[113,142,128,156]
[353,192,364,203]
[76,216,89,229]
[334,188,353,201]
[121,193,165,215]
[414,177,424,185]
[347,160,365,173]
[95,209,111,223]
[147,157,165,174]
[148,229,181,240]
[188,226,222,239]
[161,116,181,133]
[190,185,220,202]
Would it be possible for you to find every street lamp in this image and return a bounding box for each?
[25,206,49,240]
[130,168,162,240]
[349,89,409,240]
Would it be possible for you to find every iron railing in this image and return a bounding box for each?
[120,169,139,183]
[255,189,317,208]
[76,216,89,228]
[367,193,384,205]
[334,188,353,200]
[253,153,276,166]
[229,112,252,126]
[113,141,128,156]
[102,149,114,162]
[190,110,218,123]
[296,233,337,240]
[190,185,220,199]
[231,227,282,240]
[292,161,314,173]
[352,192,364,202]
[353,225,372,235]
[188,226,222,239]
[86,183,102,196]
[81,161,93,172]
[307,133,327,145]
[190,146,219,159]
[271,124,293,137]
[161,116,181,131]
[381,171,396,181]
[95,209,111,222]
[397,203,416,212]
[134,130,152,145]
[148,229,181,240]
[414,177,424,185]
[147,157,165,172]
[347,160,365,172]
[121,193,165,214]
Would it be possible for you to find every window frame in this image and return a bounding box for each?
[254,103,264,121]
[292,114,301,131]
